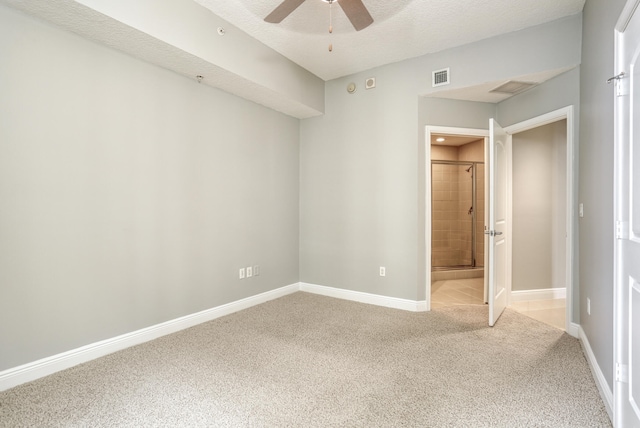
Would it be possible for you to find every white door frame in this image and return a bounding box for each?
[425,126,489,311]
[504,105,576,336]
[425,106,576,337]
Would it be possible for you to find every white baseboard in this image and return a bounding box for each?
[0,283,299,392]
[567,322,580,339]
[510,287,566,302]
[579,325,613,422]
[299,282,427,312]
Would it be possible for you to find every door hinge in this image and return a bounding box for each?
[608,72,627,96]
[616,363,629,383]
[616,221,629,240]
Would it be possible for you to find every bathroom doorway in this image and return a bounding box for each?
[425,108,576,334]
[429,132,488,309]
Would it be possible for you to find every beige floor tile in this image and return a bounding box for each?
[431,278,485,307]
[510,299,566,331]
[432,278,566,331]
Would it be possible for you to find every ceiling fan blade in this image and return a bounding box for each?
[338,0,374,31]
[265,0,306,23]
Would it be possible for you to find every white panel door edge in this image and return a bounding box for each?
[488,119,508,326]
[614,0,640,425]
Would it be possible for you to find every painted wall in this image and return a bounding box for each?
[512,121,567,292]
[0,6,300,370]
[578,0,627,392]
[301,14,582,302]
[458,140,485,163]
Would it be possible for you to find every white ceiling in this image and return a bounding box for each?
[194,0,585,81]
[1,0,585,117]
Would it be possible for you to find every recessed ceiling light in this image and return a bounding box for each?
[436,137,445,142]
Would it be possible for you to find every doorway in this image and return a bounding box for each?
[508,119,568,331]
[429,133,487,309]
[503,107,575,334]
[425,107,576,334]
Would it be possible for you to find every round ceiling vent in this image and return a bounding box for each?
[347,82,357,94]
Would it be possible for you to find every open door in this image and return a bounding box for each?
[488,119,508,326]
[614,1,640,425]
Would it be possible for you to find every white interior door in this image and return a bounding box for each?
[488,119,508,326]
[614,1,640,425]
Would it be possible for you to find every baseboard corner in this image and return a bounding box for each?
[567,322,580,338]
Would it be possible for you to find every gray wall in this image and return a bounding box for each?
[579,0,627,391]
[0,6,300,370]
[512,121,567,292]
[300,14,582,302]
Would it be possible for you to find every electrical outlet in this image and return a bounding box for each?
[246,266,253,278]
[254,265,260,276]
[587,298,591,315]
[579,203,584,218]
[239,268,245,279]
[380,266,386,277]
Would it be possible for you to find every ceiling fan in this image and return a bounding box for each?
[265,0,374,32]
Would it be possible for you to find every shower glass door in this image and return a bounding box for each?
[431,161,476,269]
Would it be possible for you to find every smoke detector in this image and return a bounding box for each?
[365,77,376,89]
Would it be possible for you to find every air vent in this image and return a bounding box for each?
[432,68,450,87]
[490,80,537,95]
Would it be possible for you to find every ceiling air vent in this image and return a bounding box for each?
[432,68,450,87]
[490,80,537,95]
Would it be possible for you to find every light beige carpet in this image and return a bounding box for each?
[0,292,611,427]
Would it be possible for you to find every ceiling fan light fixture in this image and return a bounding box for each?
[264,0,373,32]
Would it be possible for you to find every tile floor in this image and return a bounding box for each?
[510,298,566,330]
[431,278,485,309]
[431,277,566,330]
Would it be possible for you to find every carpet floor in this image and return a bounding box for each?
[0,292,611,427]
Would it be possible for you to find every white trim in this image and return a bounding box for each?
[510,287,567,302]
[506,131,514,307]
[567,322,580,339]
[616,0,640,32]
[425,126,490,311]
[503,107,573,135]
[0,283,299,392]
[300,282,428,312]
[579,325,614,422]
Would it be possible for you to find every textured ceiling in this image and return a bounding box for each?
[2,0,585,118]
[194,0,585,81]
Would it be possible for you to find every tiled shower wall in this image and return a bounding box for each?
[431,163,464,267]
[431,140,485,268]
